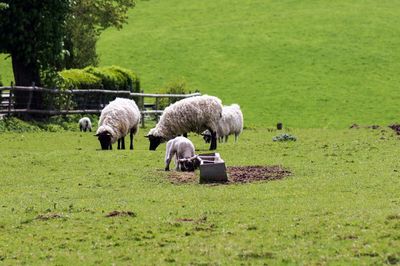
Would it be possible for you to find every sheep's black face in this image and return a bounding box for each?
[179,161,195,172]
[147,135,162,151]
[203,134,211,143]
[97,132,112,150]
[179,158,200,172]
[202,131,212,143]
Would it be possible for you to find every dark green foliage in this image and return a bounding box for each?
[0,0,69,85]
[64,0,135,69]
[59,69,102,90]
[59,66,139,92]
[0,115,99,132]
[84,66,140,92]
[158,79,193,109]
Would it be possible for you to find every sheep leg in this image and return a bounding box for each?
[130,128,134,150]
[79,125,83,132]
[165,141,174,171]
[109,143,112,150]
[118,139,121,150]
[121,137,125,149]
[209,130,217,150]
[225,135,229,142]
[183,133,188,138]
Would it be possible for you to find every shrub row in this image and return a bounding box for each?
[59,66,140,92]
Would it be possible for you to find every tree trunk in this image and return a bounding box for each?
[11,54,43,110]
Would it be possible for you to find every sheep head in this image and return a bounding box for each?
[95,131,112,150]
[145,134,163,151]
[201,130,212,143]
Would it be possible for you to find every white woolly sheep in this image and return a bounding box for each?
[78,117,92,132]
[146,95,223,151]
[202,104,243,143]
[95,97,141,150]
[165,136,199,171]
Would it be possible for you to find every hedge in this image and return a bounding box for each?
[59,69,102,90]
[59,66,140,92]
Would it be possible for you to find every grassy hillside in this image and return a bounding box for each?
[98,0,400,128]
[0,127,399,264]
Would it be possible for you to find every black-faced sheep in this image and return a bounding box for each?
[79,117,92,132]
[146,95,223,151]
[202,104,243,143]
[165,136,199,171]
[95,98,141,150]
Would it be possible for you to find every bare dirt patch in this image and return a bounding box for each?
[228,165,291,183]
[36,213,65,220]
[167,165,291,185]
[389,124,400,135]
[105,211,136,218]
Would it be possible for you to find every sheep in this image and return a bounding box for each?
[202,104,243,143]
[95,97,141,150]
[146,95,223,151]
[78,117,92,132]
[165,136,199,171]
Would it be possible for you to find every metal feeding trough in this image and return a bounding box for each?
[197,153,228,183]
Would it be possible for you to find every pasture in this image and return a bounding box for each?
[1,0,400,264]
[0,125,399,264]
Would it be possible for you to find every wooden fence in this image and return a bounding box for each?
[0,84,201,127]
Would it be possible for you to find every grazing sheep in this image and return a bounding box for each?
[165,136,199,171]
[202,104,243,143]
[79,117,92,132]
[146,95,223,151]
[95,97,140,150]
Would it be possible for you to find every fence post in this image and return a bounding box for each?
[8,82,13,116]
[26,82,35,111]
[140,90,145,128]
[155,97,160,121]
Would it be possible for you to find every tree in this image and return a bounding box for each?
[65,0,135,69]
[0,0,69,109]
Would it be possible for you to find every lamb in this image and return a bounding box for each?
[95,97,141,150]
[202,104,243,143]
[165,136,199,171]
[146,95,223,151]
[78,117,92,132]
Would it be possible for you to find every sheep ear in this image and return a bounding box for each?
[94,133,99,137]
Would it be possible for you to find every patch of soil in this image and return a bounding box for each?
[167,165,291,185]
[389,124,400,135]
[168,171,197,184]
[36,213,64,220]
[228,165,291,183]
[105,211,136,218]
[350,124,380,129]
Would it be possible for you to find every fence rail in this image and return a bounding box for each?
[0,85,201,127]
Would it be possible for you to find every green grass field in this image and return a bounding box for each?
[1,0,400,264]
[97,0,400,128]
[2,0,400,127]
[0,126,399,264]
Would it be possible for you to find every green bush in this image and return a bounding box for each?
[60,66,140,92]
[107,65,140,92]
[59,69,102,90]
[158,79,193,109]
